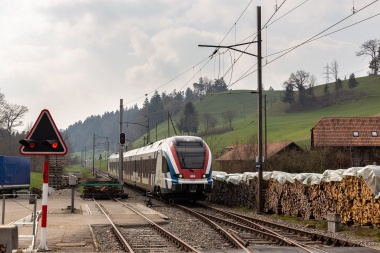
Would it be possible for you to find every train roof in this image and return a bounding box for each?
[108,135,205,160]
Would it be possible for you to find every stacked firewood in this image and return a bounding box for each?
[208,174,380,227]
[336,176,380,226]
[209,176,261,209]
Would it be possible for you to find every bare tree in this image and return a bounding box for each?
[356,39,380,75]
[223,110,237,130]
[1,103,29,136]
[330,60,339,81]
[286,70,315,106]
[202,112,218,134]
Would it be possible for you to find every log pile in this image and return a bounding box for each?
[208,173,380,227]
[337,176,380,226]
[208,177,262,209]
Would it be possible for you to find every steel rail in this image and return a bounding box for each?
[93,199,135,253]
[93,168,112,180]
[192,204,328,253]
[211,206,362,247]
[193,208,296,246]
[114,199,200,253]
[176,204,253,253]
[201,204,365,250]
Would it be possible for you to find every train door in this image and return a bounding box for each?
[148,155,156,191]
[139,157,143,187]
[133,157,139,186]
[126,157,132,183]
[155,151,164,190]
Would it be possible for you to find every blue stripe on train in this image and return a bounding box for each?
[164,151,179,184]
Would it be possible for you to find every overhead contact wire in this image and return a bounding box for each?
[228,0,379,88]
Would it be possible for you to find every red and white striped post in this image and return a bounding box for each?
[38,156,50,251]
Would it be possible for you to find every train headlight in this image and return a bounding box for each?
[202,174,208,178]
[174,173,183,178]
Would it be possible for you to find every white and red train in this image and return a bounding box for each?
[108,136,213,201]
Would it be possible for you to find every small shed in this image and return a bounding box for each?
[311,117,380,166]
[216,141,303,173]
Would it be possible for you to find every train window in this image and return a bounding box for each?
[135,159,139,177]
[151,158,156,175]
[162,157,169,173]
[129,158,133,178]
[175,143,205,169]
[176,141,203,147]
[141,159,144,178]
[128,160,133,178]
[144,160,149,178]
[147,157,151,177]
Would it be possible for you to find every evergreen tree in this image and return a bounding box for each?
[185,87,194,102]
[323,84,330,97]
[281,82,295,104]
[335,78,343,94]
[148,91,165,129]
[213,77,228,93]
[203,77,213,95]
[306,79,316,102]
[372,45,380,76]
[177,102,199,134]
[348,73,359,89]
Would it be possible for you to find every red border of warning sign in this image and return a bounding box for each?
[20,109,68,156]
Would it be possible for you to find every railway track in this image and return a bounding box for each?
[176,203,369,252]
[92,167,379,252]
[176,203,325,253]
[122,185,318,252]
[93,198,199,253]
[93,168,112,180]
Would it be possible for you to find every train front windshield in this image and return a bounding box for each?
[175,141,205,169]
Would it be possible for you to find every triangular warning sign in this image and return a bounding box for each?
[19,109,68,155]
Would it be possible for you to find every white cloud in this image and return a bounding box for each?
[0,0,378,132]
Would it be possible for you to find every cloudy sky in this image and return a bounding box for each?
[1,0,379,132]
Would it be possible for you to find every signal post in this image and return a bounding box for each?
[19,109,68,251]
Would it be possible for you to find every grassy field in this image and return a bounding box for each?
[30,164,95,189]
[136,75,380,153]
[30,172,43,188]
[60,76,378,165]
[65,164,95,177]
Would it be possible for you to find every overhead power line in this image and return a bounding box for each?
[265,0,379,66]
[227,0,379,88]
[128,0,379,108]
[126,0,255,107]
[125,56,210,106]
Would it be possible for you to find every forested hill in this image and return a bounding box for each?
[66,77,230,153]
[66,75,380,155]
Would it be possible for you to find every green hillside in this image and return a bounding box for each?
[138,75,380,154]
